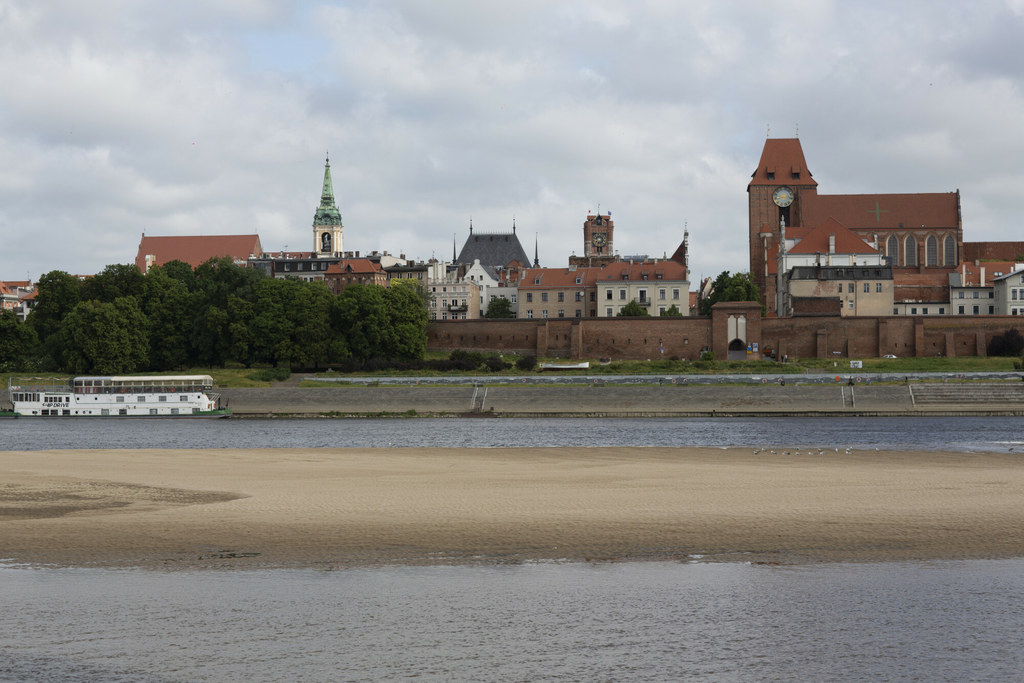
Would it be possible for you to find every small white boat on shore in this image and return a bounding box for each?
[5,375,230,418]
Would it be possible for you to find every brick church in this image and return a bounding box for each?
[748,138,1024,316]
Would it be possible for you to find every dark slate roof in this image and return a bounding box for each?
[456,231,532,268]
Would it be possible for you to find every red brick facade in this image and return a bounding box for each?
[429,304,1022,360]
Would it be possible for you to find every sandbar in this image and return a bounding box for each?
[2,447,1023,569]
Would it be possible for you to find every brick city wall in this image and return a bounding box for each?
[428,307,1024,360]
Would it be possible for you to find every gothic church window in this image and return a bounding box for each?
[926,236,938,266]
[944,236,956,266]
[886,235,898,264]
[905,236,918,267]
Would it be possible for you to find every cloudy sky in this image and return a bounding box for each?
[2,0,1024,283]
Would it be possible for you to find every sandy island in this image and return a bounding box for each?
[2,447,1024,569]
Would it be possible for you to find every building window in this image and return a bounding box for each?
[848,300,854,309]
[619,289,626,300]
[575,291,583,302]
[944,235,956,266]
[838,282,843,293]
[606,307,613,316]
[863,282,870,293]
[958,291,964,298]
[848,283,854,293]
[526,293,533,302]
[894,308,899,315]
[527,310,533,318]
[926,235,938,266]
[541,293,548,302]
[542,310,548,319]
[958,305,964,314]
[638,289,648,302]
[558,310,564,318]
[973,291,979,299]
[905,236,918,267]
[672,289,680,300]
[557,292,564,302]
[575,309,582,317]
[887,235,899,262]
[939,307,945,314]
[973,305,979,314]
[922,307,929,314]
[606,290,612,300]
[989,306,994,314]
[659,288,666,300]
[511,294,517,303]
[876,283,882,292]
[911,307,917,314]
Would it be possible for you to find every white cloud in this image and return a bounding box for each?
[1,0,1023,283]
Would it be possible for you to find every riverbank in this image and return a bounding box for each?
[217,381,1024,417]
[3,447,1024,569]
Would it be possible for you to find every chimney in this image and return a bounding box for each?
[981,266,986,288]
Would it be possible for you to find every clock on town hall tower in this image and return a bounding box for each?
[583,211,614,258]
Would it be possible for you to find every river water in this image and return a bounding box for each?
[3,417,1024,681]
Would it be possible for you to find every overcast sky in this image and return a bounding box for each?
[2,0,1023,283]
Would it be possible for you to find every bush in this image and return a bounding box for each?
[699,350,715,361]
[248,367,291,382]
[516,354,537,371]
[987,328,1024,357]
[483,356,510,372]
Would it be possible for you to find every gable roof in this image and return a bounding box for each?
[519,266,604,289]
[325,258,383,275]
[801,192,959,230]
[748,138,817,189]
[135,234,263,272]
[456,231,532,269]
[595,260,689,282]
[787,217,879,255]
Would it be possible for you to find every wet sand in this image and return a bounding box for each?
[2,447,1024,568]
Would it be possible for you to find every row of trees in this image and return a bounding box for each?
[1,258,428,374]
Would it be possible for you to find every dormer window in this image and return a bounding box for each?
[534,277,541,285]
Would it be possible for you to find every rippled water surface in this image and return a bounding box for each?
[2,560,1023,682]
[5,415,1024,451]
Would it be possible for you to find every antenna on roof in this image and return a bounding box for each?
[469,216,473,235]
[795,123,799,137]
[766,124,770,138]
[512,215,516,233]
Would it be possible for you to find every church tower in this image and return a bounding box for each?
[313,156,343,256]
[748,138,818,314]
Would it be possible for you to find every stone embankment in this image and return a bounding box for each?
[218,382,1024,418]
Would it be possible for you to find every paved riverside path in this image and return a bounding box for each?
[217,381,1024,417]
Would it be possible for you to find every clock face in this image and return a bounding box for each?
[772,187,795,207]
[592,233,607,247]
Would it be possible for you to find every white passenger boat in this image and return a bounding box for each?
[5,375,230,418]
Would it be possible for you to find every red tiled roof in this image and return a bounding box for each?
[135,234,263,271]
[595,260,688,282]
[748,138,818,188]
[325,258,384,274]
[519,266,605,289]
[954,261,1020,286]
[802,193,959,230]
[787,217,879,255]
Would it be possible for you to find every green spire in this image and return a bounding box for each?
[313,155,343,227]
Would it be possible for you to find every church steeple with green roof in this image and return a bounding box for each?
[313,155,344,255]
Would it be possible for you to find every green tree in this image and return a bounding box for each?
[660,304,683,317]
[29,270,82,370]
[57,297,149,374]
[0,310,38,371]
[80,263,145,303]
[698,271,761,316]
[617,300,649,316]
[484,297,514,318]
[383,281,428,360]
[141,267,194,370]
